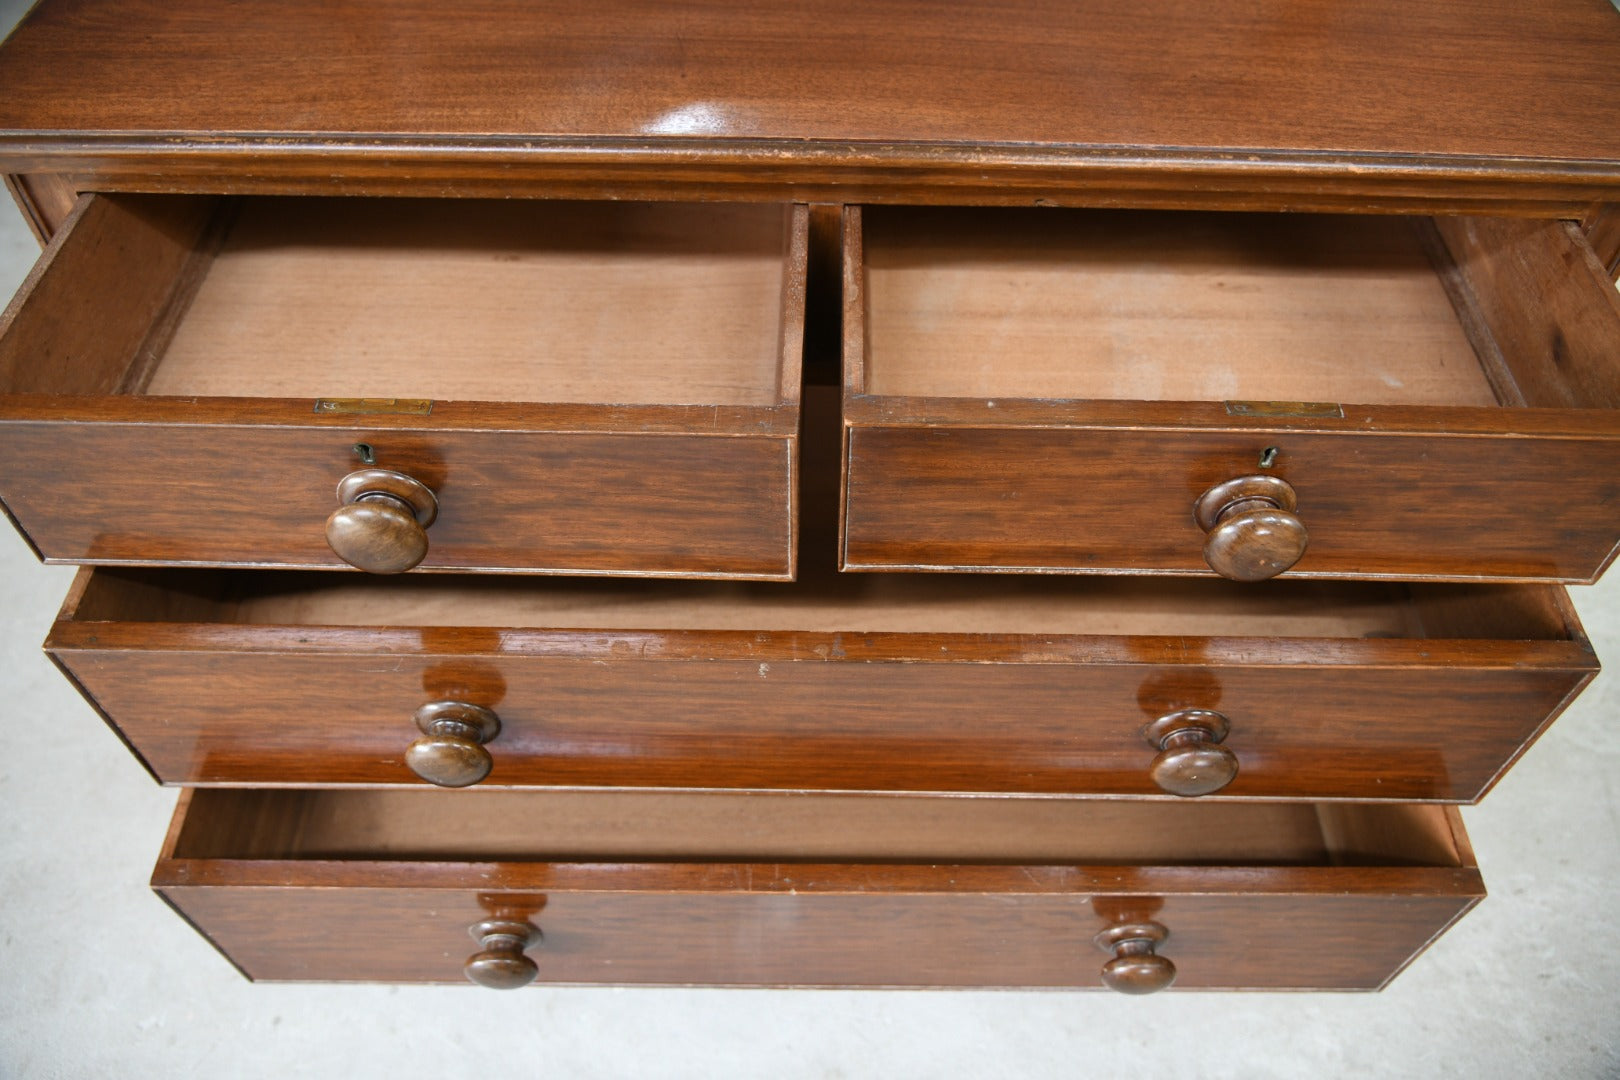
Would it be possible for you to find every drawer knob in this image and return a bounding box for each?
[1143,708,1238,797]
[1094,921,1176,995]
[465,917,542,990]
[1193,475,1307,582]
[407,701,502,787]
[325,468,439,574]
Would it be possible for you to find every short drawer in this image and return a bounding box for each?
[841,206,1620,582]
[153,788,1484,992]
[50,565,1596,801]
[0,195,806,578]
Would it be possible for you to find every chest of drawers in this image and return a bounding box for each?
[2,0,1618,997]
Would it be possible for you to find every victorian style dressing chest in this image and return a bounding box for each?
[2,0,1618,993]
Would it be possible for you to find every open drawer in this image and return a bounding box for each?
[841,206,1620,582]
[152,788,1484,992]
[0,195,806,578]
[50,565,1596,801]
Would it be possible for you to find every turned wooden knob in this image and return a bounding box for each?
[325,468,439,574]
[406,701,501,787]
[1094,921,1176,994]
[465,918,542,989]
[1193,475,1307,581]
[1142,708,1238,797]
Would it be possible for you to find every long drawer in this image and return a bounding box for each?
[50,566,1596,800]
[841,206,1620,582]
[0,195,806,578]
[153,788,1484,992]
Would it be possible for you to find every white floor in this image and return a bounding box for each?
[1,33,1618,1080]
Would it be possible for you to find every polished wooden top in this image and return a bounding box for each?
[1,0,1618,206]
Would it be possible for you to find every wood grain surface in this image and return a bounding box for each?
[2,172,75,242]
[1433,215,1620,411]
[842,206,1620,582]
[0,195,215,396]
[156,876,1481,990]
[1,0,1603,1004]
[165,790,1437,864]
[1,0,1619,210]
[146,198,793,407]
[49,567,1596,800]
[842,423,1620,581]
[1,419,796,576]
[0,195,806,577]
[861,209,1498,405]
[151,790,1483,990]
[1582,205,1620,279]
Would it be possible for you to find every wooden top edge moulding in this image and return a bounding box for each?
[0,0,1617,206]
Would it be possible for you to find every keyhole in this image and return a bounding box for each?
[353,443,376,465]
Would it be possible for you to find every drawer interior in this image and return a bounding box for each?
[170,788,1465,868]
[1,196,797,406]
[68,566,1577,640]
[855,206,1615,409]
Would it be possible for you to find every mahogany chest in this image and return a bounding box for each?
[2,0,1618,995]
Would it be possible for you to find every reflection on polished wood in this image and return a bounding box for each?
[0,0,1612,1001]
[3,1,1620,209]
[48,564,1596,800]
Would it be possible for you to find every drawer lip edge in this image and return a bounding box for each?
[44,618,1599,670]
[0,396,801,436]
[842,396,1620,439]
[834,558,1608,588]
[149,858,1487,898]
[6,133,1620,205]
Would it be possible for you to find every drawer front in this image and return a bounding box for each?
[153,784,1483,994]
[0,417,794,577]
[842,422,1620,581]
[52,569,1596,801]
[0,194,806,578]
[157,872,1477,991]
[842,206,1620,582]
